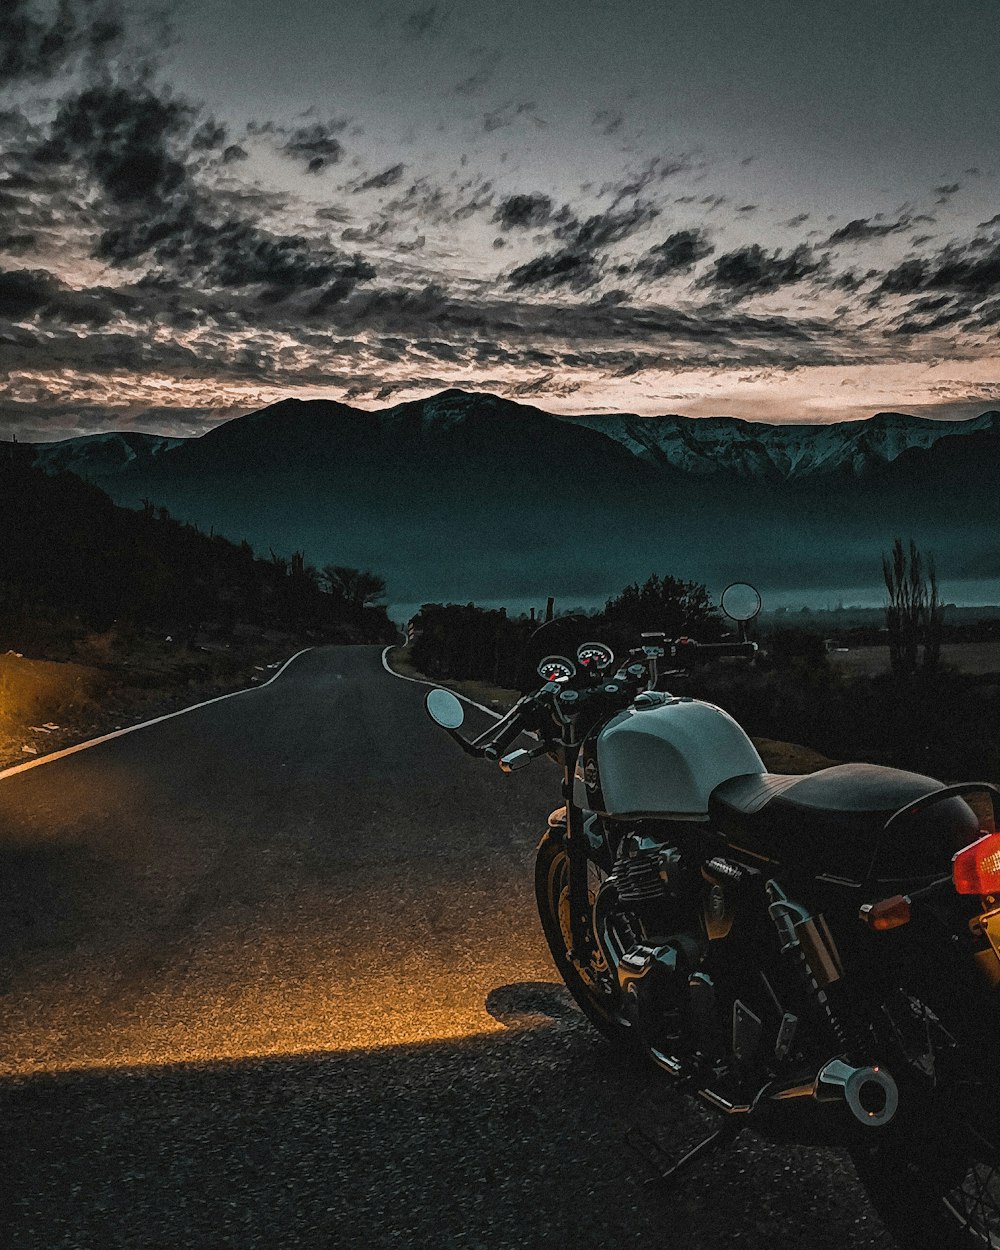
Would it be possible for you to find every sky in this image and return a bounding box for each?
[3,0,1000,440]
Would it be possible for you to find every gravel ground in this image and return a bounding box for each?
[5,1006,893,1250]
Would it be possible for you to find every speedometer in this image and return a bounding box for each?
[537,655,577,682]
[576,642,615,672]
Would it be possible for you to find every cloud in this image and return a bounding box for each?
[633,229,714,281]
[702,243,827,301]
[35,83,193,204]
[933,182,961,204]
[451,61,495,96]
[554,200,659,249]
[483,101,546,132]
[356,163,405,191]
[507,248,601,292]
[0,0,123,86]
[0,265,135,325]
[492,192,553,230]
[401,4,449,40]
[279,120,346,173]
[20,77,377,308]
[878,239,1000,299]
[592,109,624,136]
[826,215,912,245]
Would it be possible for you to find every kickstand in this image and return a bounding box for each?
[625,1121,744,1190]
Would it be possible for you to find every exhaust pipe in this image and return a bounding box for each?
[727,1058,899,1140]
[813,1058,898,1127]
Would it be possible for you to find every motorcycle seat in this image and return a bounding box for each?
[709,763,953,881]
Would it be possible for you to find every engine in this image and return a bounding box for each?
[596,831,711,1052]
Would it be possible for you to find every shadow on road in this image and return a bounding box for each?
[3,995,893,1250]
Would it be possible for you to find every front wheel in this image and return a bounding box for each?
[534,832,630,1046]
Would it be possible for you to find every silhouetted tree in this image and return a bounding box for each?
[321,565,386,609]
[882,538,945,675]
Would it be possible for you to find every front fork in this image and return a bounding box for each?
[562,746,598,964]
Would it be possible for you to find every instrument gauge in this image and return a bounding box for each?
[576,642,616,673]
[537,655,577,683]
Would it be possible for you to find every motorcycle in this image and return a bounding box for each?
[424,584,1000,1249]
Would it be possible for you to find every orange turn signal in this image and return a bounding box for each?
[859,895,912,932]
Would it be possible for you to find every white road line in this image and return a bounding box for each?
[380,645,502,720]
[0,647,314,783]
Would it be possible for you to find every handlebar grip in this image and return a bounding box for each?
[483,710,530,760]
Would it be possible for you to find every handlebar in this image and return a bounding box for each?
[428,635,757,772]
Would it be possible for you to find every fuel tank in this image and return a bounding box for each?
[574,694,765,820]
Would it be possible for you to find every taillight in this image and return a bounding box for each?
[952,832,1000,895]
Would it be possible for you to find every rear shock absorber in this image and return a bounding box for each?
[765,880,868,1059]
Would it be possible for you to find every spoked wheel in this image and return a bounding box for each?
[534,832,631,1046]
[851,985,1000,1249]
[852,1127,1000,1249]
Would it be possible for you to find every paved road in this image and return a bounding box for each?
[1,646,892,1249]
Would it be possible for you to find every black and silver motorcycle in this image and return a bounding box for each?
[424,584,1000,1249]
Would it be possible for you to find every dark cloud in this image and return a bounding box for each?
[0,265,132,325]
[221,143,248,163]
[555,200,659,249]
[99,207,376,301]
[190,119,228,151]
[22,78,377,307]
[784,212,810,228]
[280,121,346,173]
[341,219,391,242]
[934,182,961,203]
[877,239,1000,299]
[492,192,553,230]
[979,213,1000,229]
[307,257,378,314]
[826,215,912,245]
[401,4,449,40]
[702,243,827,301]
[876,257,927,296]
[633,229,714,281]
[35,83,193,204]
[592,109,624,136]
[507,247,601,292]
[482,101,545,132]
[356,163,405,191]
[0,0,123,86]
[451,62,495,96]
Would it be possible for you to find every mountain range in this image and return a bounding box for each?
[22,390,1000,611]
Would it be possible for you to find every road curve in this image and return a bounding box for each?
[1,646,892,1249]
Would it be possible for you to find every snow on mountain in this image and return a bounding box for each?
[29,431,186,476]
[560,409,1000,479]
[22,391,1000,485]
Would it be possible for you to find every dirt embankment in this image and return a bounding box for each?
[0,632,306,773]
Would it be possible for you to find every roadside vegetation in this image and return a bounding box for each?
[0,454,396,765]
[405,551,1000,784]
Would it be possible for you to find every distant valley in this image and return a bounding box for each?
[24,390,1000,614]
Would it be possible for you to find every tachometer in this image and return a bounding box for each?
[537,655,577,682]
[576,642,615,673]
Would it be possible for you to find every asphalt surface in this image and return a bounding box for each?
[1,645,894,1249]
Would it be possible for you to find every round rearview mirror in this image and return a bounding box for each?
[425,688,466,730]
[721,582,762,623]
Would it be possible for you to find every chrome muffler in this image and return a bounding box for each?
[813,1058,898,1127]
[728,1058,899,1140]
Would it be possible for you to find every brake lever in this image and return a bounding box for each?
[499,743,551,773]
